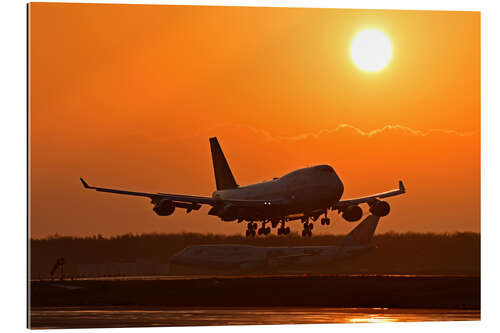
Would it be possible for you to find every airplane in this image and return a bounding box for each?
[169,214,381,274]
[80,137,406,237]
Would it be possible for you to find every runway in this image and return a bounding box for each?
[29,306,480,329]
[33,273,476,281]
[29,274,480,328]
[30,274,479,307]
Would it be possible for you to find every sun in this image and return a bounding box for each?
[351,29,392,72]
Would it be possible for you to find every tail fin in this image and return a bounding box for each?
[209,137,238,190]
[340,215,380,247]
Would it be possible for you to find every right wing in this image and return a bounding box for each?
[80,178,216,208]
[335,180,406,207]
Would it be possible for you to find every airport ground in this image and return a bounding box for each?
[30,274,479,308]
[29,232,480,328]
[29,274,480,328]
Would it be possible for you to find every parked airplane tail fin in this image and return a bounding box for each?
[209,137,238,190]
[340,215,380,247]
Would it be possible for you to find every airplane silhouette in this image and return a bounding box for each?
[169,214,382,273]
[81,137,405,237]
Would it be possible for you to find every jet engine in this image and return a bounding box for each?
[216,204,238,221]
[341,205,363,222]
[369,200,391,217]
[153,199,175,216]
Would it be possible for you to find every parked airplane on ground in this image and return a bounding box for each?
[169,214,381,273]
[80,137,405,237]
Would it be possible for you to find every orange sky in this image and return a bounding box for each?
[29,3,480,237]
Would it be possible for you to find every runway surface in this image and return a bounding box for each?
[30,274,480,308]
[32,273,478,282]
[29,306,480,329]
[29,274,480,328]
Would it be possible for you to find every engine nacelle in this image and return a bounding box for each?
[219,204,238,221]
[341,205,363,222]
[369,200,391,217]
[153,200,175,216]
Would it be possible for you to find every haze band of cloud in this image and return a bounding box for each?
[219,124,478,142]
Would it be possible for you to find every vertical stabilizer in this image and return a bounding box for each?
[340,215,380,247]
[209,137,238,190]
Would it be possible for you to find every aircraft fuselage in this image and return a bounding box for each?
[211,164,344,221]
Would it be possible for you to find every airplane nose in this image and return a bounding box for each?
[332,173,344,201]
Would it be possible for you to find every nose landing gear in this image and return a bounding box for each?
[320,211,331,225]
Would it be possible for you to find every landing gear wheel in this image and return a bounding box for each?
[278,225,289,236]
[302,221,313,237]
[277,218,288,236]
[257,221,269,236]
[248,222,257,231]
[245,230,250,237]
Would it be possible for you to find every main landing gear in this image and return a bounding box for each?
[301,218,313,237]
[245,222,273,236]
[302,212,330,236]
[277,219,290,236]
[257,222,271,236]
[246,219,290,237]
[245,222,257,237]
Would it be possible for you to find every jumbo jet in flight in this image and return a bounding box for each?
[169,214,381,274]
[80,137,405,237]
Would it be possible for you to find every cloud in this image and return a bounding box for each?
[333,124,477,138]
[212,123,478,142]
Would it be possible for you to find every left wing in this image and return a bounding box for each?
[80,178,290,215]
[80,178,215,206]
[335,180,406,207]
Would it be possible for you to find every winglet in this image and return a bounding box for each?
[80,178,90,189]
[399,180,406,193]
